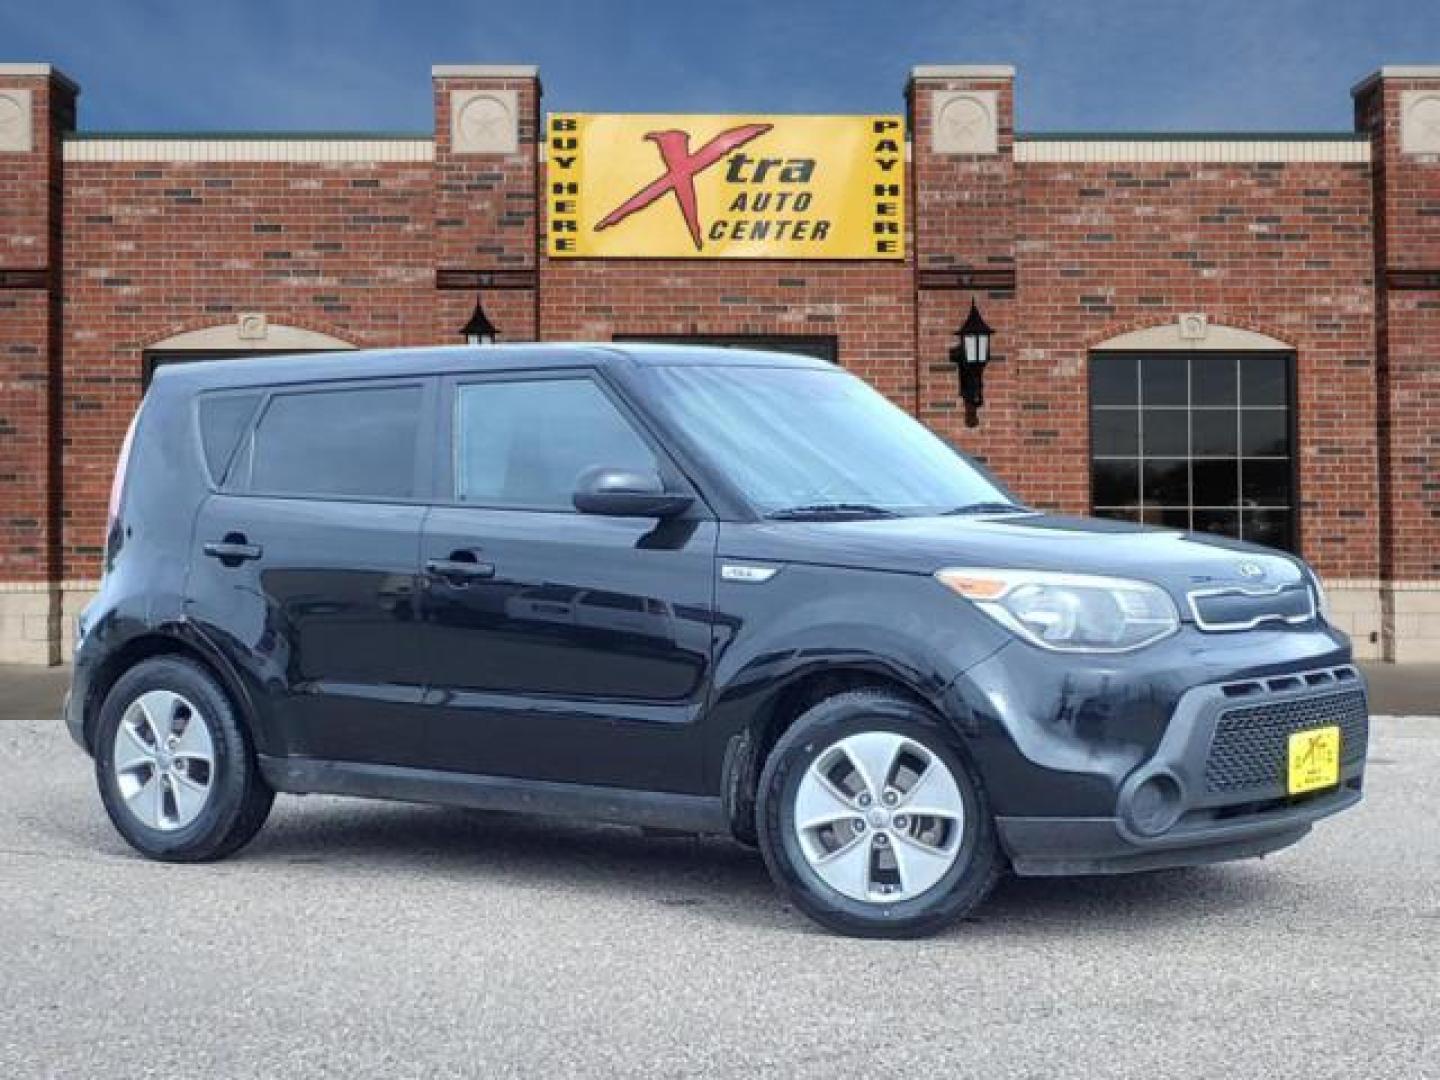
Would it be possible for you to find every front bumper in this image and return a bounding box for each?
[999,784,1361,875]
[983,661,1370,875]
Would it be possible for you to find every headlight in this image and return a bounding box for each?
[936,568,1180,652]
[1306,568,1331,623]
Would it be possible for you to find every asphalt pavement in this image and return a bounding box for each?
[1,668,1436,1078]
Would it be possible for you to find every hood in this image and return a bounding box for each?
[721,513,1308,604]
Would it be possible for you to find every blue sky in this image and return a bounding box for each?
[3,0,1437,133]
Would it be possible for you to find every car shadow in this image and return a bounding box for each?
[229,797,1283,938]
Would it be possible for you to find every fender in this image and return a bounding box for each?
[180,616,282,757]
[702,561,1014,834]
[74,602,272,757]
[713,646,969,844]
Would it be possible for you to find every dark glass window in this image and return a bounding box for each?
[1242,410,1289,457]
[249,384,422,499]
[1090,352,1295,551]
[1091,459,1139,506]
[1241,355,1289,406]
[1190,411,1237,458]
[1089,353,1138,407]
[1140,355,1188,406]
[1141,409,1189,456]
[1091,410,1139,457]
[455,379,657,509]
[1143,459,1189,504]
[1190,355,1238,407]
[197,393,261,484]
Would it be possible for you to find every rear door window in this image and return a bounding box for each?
[197,392,261,484]
[453,378,657,509]
[246,384,424,499]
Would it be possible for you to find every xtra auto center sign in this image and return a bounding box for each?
[546,114,905,259]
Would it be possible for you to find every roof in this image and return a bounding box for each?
[150,342,832,391]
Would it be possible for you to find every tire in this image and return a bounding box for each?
[756,689,1001,938]
[94,656,274,862]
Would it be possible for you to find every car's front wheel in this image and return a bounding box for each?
[95,656,274,862]
[756,689,1001,938]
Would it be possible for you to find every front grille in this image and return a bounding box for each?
[1188,583,1315,632]
[1205,688,1368,794]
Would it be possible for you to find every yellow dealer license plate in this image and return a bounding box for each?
[1287,726,1341,795]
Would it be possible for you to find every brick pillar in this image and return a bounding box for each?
[907,67,1033,496]
[0,64,75,663]
[1354,66,1440,661]
[430,65,541,345]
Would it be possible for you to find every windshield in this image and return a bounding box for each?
[642,364,1017,517]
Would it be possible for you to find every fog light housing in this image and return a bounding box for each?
[1125,772,1184,837]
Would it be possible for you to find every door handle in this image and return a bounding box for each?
[425,555,496,582]
[203,537,263,563]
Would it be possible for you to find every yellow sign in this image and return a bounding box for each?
[1287,725,1341,795]
[547,113,905,259]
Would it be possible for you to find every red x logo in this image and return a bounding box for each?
[595,123,773,251]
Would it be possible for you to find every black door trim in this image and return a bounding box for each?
[259,756,729,834]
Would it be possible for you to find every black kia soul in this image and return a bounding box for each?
[67,344,1368,937]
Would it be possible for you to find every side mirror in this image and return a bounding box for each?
[573,467,694,519]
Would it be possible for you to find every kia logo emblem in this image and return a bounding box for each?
[1237,561,1265,580]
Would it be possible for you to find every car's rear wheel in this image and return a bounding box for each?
[95,656,274,862]
[756,689,1001,938]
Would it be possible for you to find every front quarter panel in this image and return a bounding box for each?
[701,551,1012,791]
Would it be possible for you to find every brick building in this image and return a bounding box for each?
[1,61,1437,664]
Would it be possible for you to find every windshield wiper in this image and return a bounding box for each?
[941,501,1031,516]
[766,502,903,520]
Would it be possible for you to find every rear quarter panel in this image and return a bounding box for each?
[71,376,219,745]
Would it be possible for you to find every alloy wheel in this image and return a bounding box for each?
[111,689,216,831]
[792,731,966,903]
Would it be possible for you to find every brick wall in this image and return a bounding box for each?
[538,259,916,407]
[1,61,1437,662]
[1010,156,1378,578]
[432,70,540,340]
[0,71,71,587]
[1356,70,1440,658]
[60,156,438,574]
[0,68,74,661]
[908,72,1379,583]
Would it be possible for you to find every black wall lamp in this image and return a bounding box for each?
[949,299,994,428]
[460,294,498,345]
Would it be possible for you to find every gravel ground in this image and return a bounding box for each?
[1,709,1436,1079]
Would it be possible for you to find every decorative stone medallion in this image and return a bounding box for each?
[932,90,998,154]
[237,313,268,341]
[1178,313,1209,341]
[0,89,33,153]
[451,89,519,155]
[1400,91,1440,155]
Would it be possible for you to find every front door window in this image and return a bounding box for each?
[453,377,658,509]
